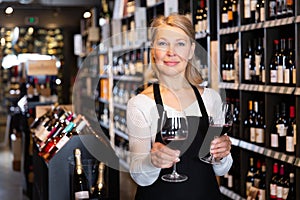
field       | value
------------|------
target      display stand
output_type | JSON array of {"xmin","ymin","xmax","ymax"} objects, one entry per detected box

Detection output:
[{"xmin": 32, "ymin": 135, "xmax": 120, "ymax": 200}]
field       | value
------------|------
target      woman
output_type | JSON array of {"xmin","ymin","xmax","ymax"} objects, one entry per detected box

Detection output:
[{"xmin": 126, "ymin": 13, "xmax": 232, "ymax": 199}]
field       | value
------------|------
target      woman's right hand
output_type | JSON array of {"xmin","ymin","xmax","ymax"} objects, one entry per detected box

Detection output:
[{"xmin": 150, "ymin": 142, "xmax": 180, "ymax": 168}]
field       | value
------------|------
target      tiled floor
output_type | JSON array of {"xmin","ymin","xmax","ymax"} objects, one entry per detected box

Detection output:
[{"xmin": 0, "ymin": 145, "xmax": 30, "ymax": 200}]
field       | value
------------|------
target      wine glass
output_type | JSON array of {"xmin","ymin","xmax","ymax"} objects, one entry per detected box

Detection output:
[
  {"xmin": 160, "ymin": 110, "xmax": 188, "ymax": 182},
  {"xmin": 199, "ymin": 102, "xmax": 233, "ymax": 164}
]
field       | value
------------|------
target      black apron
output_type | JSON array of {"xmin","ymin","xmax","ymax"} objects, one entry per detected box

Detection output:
[{"xmin": 135, "ymin": 83, "xmax": 222, "ymax": 200}]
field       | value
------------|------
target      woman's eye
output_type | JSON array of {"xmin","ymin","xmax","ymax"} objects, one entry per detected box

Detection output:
[
  {"xmin": 157, "ymin": 41, "xmax": 167, "ymax": 46},
  {"xmin": 177, "ymin": 42, "xmax": 186, "ymax": 47}
]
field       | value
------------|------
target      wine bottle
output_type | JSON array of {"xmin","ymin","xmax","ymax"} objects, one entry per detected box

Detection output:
[
  {"xmin": 286, "ymin": 0, "xmax": 294, "ymax": 16},
  {"xmin": 244, "ymin": 0, "xmax": 251, "ymax": 24},
  {"xmin": 73, "ymin": 148, "xmax": 90, "ymax": 200},
  {"xmin": 270, "ymin": 162, "xmax": 279, "ymax": 200},
  {"xmin": 270, "ymin": 40, "xmax": 279, "ymax": 84},
  {"xmin": 250, "ymin": 0, "xmax": 258, "ymax": 23},
  {"xmin": 276, "ymin": 164, "xmax": 288, "ymax": 200},
  {"xmin": 260, "ymin": 0, "xmax": 265, "ymax": 22},
  {"xmin": 244, "ymin": 40, "xmax": 254, "ymax": 82},
  {"xmin": 277, "ymin": 38, "xmax": 287, "ymax": 84},
  {"xmin": 286, "ymin": 105, "xmax": 296, "ymax": 155},
  {"xmin": 276, "ymin": 102, "xmax": 288, "ymax": 152},
  {"xmin": 285, "ymin": 38, "xmax": 296, "ymax": 86},
  {"xmin": 254, "ymin": 37, "xmax": 263, "ymax": 83},
  {"xmin": 270, "ymin": 104, "xmax": 280, "ymax": 150},
  {"xmin": 232, "ymin": 98, "xmax": 240, "ymax": 138},
  {"xmin": 221, "ymin": 0, "xmax": 229, "ymax": 28},
  {"xmin": 250, "ymin": 101, "xmax": 258, "ymax": 143},
  {"xmin": 232, "ymin": 0, "xmax": 239, "ymax": 26},
  {"xmin": 257, "ymin": 163, "xmax": 266, "ymax": 200},
  {"xmin": 244, "ymin": 100, "xmax": 254, "ymax": 141},
  {"xmin": 286, "ymin": 173, "xmax": 295, "ymax": 200},
  {"xmin": 255, "ymin": 101, "xmax": 265, "ymax": 146},
  {"xmin": 253, "ymin": 159, "xmax": 261, "ymax": 188},
  {"xmin": 246, "ymin": 157, "xmax": 256, "ymax": 196},
  {"xmin": 91, "ymin": 162, "xmax": 107, "ymax": 199},
  {"xmin": 227, "ymin": 0, "xmax": 233, "ymax": 27}
]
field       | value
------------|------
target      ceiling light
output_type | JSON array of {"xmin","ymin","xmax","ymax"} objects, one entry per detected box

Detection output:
[
  {"xmin": 83, "ymin": 11, "xmax": 91, "ymax": 19},
  {"xmin": 5, "ymin": 7, "xmax": 14, "ymax": 15}
]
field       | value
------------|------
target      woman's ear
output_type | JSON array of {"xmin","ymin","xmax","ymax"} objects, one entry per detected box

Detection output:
[{"xmin": 188, "ymin": 42, "xmax": 196, "ymax": 60}]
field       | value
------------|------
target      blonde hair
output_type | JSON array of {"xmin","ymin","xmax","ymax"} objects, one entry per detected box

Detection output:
[{"xmin": 150, "ymin": 13, "xmax": 203, "ymax": 86}]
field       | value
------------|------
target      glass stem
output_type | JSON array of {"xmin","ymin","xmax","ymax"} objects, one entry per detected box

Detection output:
[{"xmin": 171, "ymin": 163, "xmax": 178, "ymax": 177}]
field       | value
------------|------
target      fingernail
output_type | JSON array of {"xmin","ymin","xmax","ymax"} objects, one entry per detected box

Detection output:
[{"xmin": 175, "ymin": 157, "xmax": 180, "ymax": 162}]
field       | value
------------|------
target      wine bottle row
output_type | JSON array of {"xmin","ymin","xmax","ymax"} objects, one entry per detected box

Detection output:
[
  {"xmin": 221, "ymin": 0, "xmax": 295, "ymax": 29},
  {"xmin": 112, "ymin": 81, "xmax": 139, "ymax": 106},
  {"xmin": 244, "ymin": 157, "xmax": 296, "ymax": 200},
  {"xmin": 195, "ymin": 0, "xmax": 208, "ymax": 33},
  {"xmin": 72, "ymin": 148, "xmax": 109, "ymax": 200},
  {"xmin": 111, "ymin": 47, "xmax": 149, "ymax": 77},
  {"xmin": 31, "ymin": 105, "xmax": 88, "ymax": 162},
  {"xmin": 243, "ymin": 99, "xmax": 297, "ymax": 156}
]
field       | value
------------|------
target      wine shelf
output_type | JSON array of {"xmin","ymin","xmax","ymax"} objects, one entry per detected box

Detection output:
[
  {"xmin": 98, "ymin": 97, "xmax": 109, "ymax": 104},
  {"xmin": 229, "ymin": 137, "xmax": 298, "ymax": 167},
  {"xmin": 219, "ymin": 27, "xmax": 240, "ymax": 35},
  {"xmin": 114, "ymin": 129, "xmax": 129, "ymax": 141},
  {"xmin": 113, "ymin": 75, "xmax": 143, "ymax": 82},
  {"xmin": 219, "ymin": 82, "xmax": 295, "ymax": 94},
  {"xmin": 294, "ymin": 88, "xmax": 300, "ymax": 96},
  {"xmin": 263, "ymin": 17, "xmax": 295, "ymax": 28},
  {"xmin": 114, "ymin": 102, "xmax": 127, "ymax": 111},
  {"xmin": 99, "ymin": 121, "xmax": 109, "ymax": 130},
  {"xmin": 240, "ymin": 22, "xmax": 264, "ymax": 32},
  {"xmin": 220, "ymin": 186, "xmax": 246, "ymax": 200},
  {"xmin": 195, "ymin": 32, "xmax": 209, "ymax": 39},
  {"xmin": 218, "ymin": 82, "xmax": 240, "ymax": 90}
]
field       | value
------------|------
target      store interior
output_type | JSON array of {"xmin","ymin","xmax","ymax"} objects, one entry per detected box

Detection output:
[{"xmin": 0, "ymin": 0, "xmax": 299, "ymax": 200}]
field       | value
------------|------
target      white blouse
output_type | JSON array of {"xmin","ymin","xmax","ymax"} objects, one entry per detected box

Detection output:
[{"xmin": 126, "ymin": 87, "xmax": 233, "ymax": 186}]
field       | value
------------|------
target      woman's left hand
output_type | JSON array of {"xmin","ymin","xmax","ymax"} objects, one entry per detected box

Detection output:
[{"xmin": 210, "ymin": 134, "xmax": 231, "ymax": 160}]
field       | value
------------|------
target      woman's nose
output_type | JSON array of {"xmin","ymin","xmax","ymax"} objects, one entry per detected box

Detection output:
[{"xmin": 166, "ymin": 45, "xmax": 176, "ymax": 56}]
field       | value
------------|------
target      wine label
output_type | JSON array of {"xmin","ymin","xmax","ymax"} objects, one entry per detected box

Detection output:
[
  {"xmin": 277, "ymin": 65, "xmax": 284, "ymax": 83},
  {"xmin": 286, "ymin": 136, "xmax": 294, "ymax": 152},
  {"xmin": 250, "ymin": 127, "xmax": 256, "ymax": 142},
  {"xmin": 271, "ymin": 133, "xmax": 279, "ymax": 147},
  {"xmin": 270, "ymin": 183, "xmax": 277, "ymax": 196},
  {"xmin": 276, "ymin": 124, "xmax": 287, "ymax": 136},
  {"xmin": 270, "ymin": 70, "xmax": 277, "ymax": 83},
  {"xmin": 75, "ymin": 191, "xmax": 89, "ymax": 200},
  {"xmin": 277, "ymin": 186, "xmax": 283, "ymax": 198},
  {"xmin": 255, "ymin": 128, "xmax": 264, "ymax": 143}
]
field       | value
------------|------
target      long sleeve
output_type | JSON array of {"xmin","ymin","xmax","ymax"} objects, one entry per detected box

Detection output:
[
  {"xmin": 126, "ymin": 95, "xmax": 161, "ymax": 186},
  {"xmin": 212, "ymin": 153, "xmax": 233, "ymax": 176}
]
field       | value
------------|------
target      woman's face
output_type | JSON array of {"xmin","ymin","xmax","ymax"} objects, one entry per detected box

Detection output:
[{"xmin": 152, "ymin": 25, "xmax": 195, "ymax": 78}]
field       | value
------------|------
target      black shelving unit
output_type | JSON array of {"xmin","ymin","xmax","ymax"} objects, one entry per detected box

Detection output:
[
  {"xmin": 33, "ymin": 135, "xmax": 119, "ymax": 200},
  {"xmin": 217, "ymin": 0, "xmax": 300, "ymax": 199}
]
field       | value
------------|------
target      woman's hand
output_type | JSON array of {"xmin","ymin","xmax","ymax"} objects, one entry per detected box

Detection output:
[
  {"xmin": 150, "ymin": 142, "xmax": 180, "ymax": 168},
  {"xmin": 210, "ymin": 134, "xmax": 232, "ymax": 161}
]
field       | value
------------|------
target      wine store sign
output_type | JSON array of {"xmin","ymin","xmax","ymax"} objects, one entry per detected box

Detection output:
[{"xmin": 27, "ymin": 60, "xmax": 58, "ymax": 76}]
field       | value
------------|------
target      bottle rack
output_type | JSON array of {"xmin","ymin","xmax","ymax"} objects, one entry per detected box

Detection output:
[{"xmin": 217, "ymin": 0, "xmax": 300, "ymax": 199}]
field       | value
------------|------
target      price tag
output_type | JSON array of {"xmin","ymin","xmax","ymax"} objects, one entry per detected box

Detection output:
[
  {"xmin": 239, "ymin": 141, "xmax": 246, "ymax": 149},
  {"xmin": 281, "ymin": 154, "xmax": 287, "ymax": 162},
  {"xmin": 258, "ymin": 147, "xmax": 264, "ymax": 154},
  {"xmin": 246, "ymin": 142, "xmax": 252, "ymax": 150},
  {"xmin": 265, "ymin": 149, "xmax": 272, "ymax": 157},
  {"xmin": 253, "ymin": 145, "xmax": 259, "ymax": 153},
  {"xmin": 274, "ymin": 152, "xmax": 280, "ymax": 159},
  {"xmin": 288, "ymin": 156, "xmax": 295, "ymax": 164},
  {"xmin": 279, "ymin": 87, "xmax": 285, "ymax": 93}
]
